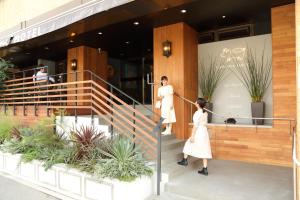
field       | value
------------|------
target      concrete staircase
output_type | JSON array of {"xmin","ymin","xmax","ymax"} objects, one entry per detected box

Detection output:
[{"xmin": 161, "ymin": 134, "xmax": 201, "ymax": 183}]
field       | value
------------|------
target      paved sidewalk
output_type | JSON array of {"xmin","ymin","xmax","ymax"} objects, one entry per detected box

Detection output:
[{"xmin": 0, "ymin": 175, "xmax": 59, "ymax": 200}]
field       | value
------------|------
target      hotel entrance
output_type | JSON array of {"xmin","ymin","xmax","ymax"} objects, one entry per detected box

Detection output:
[{"xmin": 0, "ymin": 0, "xmax": 297, "ymax": 199}]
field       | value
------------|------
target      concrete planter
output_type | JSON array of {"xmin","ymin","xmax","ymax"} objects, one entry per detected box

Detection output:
[
  {"xmin": 205, "ymin": 102, "xmax": 213, "ymax": 123},
  {"xmin": 0, "ymin": 151, "xmax": 154, "ymax": 200},
  {"xmin": 251, "ymin": 102, "xmax": 265, "ymax": 125}
]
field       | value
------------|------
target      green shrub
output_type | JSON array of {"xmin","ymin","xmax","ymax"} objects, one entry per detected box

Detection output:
[
  {"xmin": 94, "ymin": 138, "xmax": 153, "ymax": 182},
  {"xmin": 0, "ymin": 119, "xmax": 152, "ymax": 182},
  {"xmin": 0, "ymin": 114, "xmax": 18, "ymax": 143}
]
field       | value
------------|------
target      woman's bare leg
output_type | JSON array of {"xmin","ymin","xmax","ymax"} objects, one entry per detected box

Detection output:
[
  {"xmin": 203, "ymin": 159, "xmax": 208, "ymax": 168},
  {"xmin": 184, "ymin": 154, "xmax": 188, "ymax": 159}
]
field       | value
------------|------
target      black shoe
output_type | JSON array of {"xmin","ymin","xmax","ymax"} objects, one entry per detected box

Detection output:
[
  {"xmin": 198, "ymin": 167, "xmax": 208, "ymax": 176},
  {"xmin": 177, "ymin": 158, "xmax": 188, "ymax": 166}
]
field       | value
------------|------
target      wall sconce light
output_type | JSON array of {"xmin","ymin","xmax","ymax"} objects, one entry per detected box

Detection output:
[
  {"xmin": 70, "ymin": 59, "xmax": 77, "ymax": 71},
  {"xmin": 162, "ymin": 40, "xmax": 172, "ymax": 57}
]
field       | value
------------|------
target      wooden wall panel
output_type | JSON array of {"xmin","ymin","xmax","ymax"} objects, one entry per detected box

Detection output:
[
  {"xmin": 295, "ymin": 0, "xmax": 300, "ymax": 197},
  {"xmin": 67, "ymin": 46, "xmax": 108, "ymax": 107},
  {"xmin": 272, "ymin": 4, "xmax": 296, "ymax": 121},
  {"xmin": 154, "ymin": 22, "xmax": 198, "ymax": 140}
]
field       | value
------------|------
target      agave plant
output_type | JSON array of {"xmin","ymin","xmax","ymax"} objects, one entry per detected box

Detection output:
[
  {"xmin": 231, "ymin": 46, "xmax": 272, "ymax": 102},
  {"xmin": 199, "ymin": 56, "xmax": 226, "ymax": 102},
  {"xmin": 95, "ymin": 137, "xmax": 152, "ymax": 182}
]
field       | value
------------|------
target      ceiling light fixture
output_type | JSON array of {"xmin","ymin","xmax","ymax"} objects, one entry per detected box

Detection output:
[
  {"xmin": 181, "ymin": 9, "xmax": 187, "ymax": 14},
  {"xmin": 98, "ymin": 32, "xmax": 103, "ymax": 35},
  {"xmin": 70, "ymin": 32, "xmax": 76, "ymax": 37},
  {"xmin": 69, "ymin": 40, "xmax": 74, "ymax": 43},
  {"xmin": 125, "ymin": 41, "xmax": 130, "ymax": 44},
  {"xmin": 222, "ymin": 15, "xmax": 226, "ymax": 19},
  {"xmin": 133, "ymin": 21, "xmax": 139, "ymax": 26}
]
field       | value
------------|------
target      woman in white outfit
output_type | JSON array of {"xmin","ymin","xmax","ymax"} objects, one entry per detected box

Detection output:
[
  {"xmin": 177, "ymin": 98, "xmax": 212, "ymax": 176},
  {"xmin": 157, "ymin": 76, "xmax": 176, "ymax": 135}
]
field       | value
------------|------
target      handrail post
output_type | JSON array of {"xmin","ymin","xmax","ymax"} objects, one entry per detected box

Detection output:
[
  {"xmin": 22, "ymin": 71, "xmax": 26, "ymax": 116},
  {"xmin": 91, "ymin": 72, "xmax": 94, "ymax": 125},
  {"xmin": 110, "ymin": 86, "xmax": 114, "ymax": 137},
  {"xmin": 74, "ymin": 71, "xmax": 78, "ymax": 124},
  {"xmin": 133, "ymin": 101, "xmax": 136, "ymax": 148},
  {"xmin": 34, "ymin": 68, "xmax": 38, "ymax": 116},
  {"xmin": 157, "ymin": 124, "xmax": 162, "ymax": 196},
  {"xmin": 13, "ymin": 73, "xmax": 16, "ymax": 116},
  {"xmin": 46, "ymin": 76, "xmax": 50, "ymax": 117}
]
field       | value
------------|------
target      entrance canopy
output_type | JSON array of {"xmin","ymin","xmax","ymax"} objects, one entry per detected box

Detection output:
[{"xmin": 0, "ymin": 0, "xmax": 293, "ymax": 66}]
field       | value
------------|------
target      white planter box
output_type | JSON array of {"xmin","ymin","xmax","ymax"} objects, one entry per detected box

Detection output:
[{"xmin": 0, "ymin": 151, "xmax": 154, "ymax": 200}]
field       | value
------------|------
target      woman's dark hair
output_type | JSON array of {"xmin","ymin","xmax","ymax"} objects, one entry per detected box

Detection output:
[
  {"xmin": 161, "ymin": 76, "xmax": 168, "ymax": 86},
  {"xmin": 196, "ymin": 98, "xmax": 207, "ymax": 113}
]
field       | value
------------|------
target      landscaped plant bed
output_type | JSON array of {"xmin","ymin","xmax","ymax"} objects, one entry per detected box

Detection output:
[{"xmin": 0, "ymin": 151, "xmax": 154, "ymax": 200}]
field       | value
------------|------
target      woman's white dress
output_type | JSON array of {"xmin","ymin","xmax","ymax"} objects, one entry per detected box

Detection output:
[
  {"xmin": 158, "ymin": 85, "xmax": 176, "ymax": 124},
  {"xmin": 183, "ymin": 110, "xmax": 212, "ymax": 159}
]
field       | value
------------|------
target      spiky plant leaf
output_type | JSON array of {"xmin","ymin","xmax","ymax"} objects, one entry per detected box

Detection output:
[
  {"xmin": 231, "ymin": 45, "xmax": 272, "ymax": 102},
  {"xmin": 199, "ymin": 56, "xmax": 226, "ymax": 102}
]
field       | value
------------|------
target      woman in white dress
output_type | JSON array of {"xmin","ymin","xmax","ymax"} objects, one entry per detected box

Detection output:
[
  {"xmin": 177, "ymin": 98, "xmax": 212, "ymax": 176},
  {"xmin": 157, "ymin": 76, "xmax": 176, "ymax": 135}
]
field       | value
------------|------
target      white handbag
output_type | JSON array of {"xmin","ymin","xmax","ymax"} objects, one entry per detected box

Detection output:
[{"xmin": 155, "ymin": 101, "xmax": 161, "ymax": 109}]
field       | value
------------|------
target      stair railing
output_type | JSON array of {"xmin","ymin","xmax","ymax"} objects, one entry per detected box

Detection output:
[{"xmin": 0, "ymin": 68, "xmax": 164, "ymax": 196}]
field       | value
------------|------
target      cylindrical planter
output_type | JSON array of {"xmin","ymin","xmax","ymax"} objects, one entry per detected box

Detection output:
[
  {"xmin": 251, "ymin": 102, "xmax": 265, "ymax": 125},
  {"xmin": 205, "ymin": 102, "xmax": 213, "ymax": 123}
]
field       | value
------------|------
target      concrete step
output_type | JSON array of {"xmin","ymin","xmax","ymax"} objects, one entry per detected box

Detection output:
[
  {"xmin": 161, "ymin": 147, "xmax": 183, "ymax": 165},
  {"xmin": 149, "ymin": 192, "xmax": 198, "ymax": 200},
  {"xmin": 162, "ymin": 157, "xmax": 201, "ymax": 182},
  {"xmin": 161, "ymin": 134, "xmax": 176, "ymax": 141},
  {"xmin": 161, "ymin": 139, "xmax": 185, "ymax": 151}
]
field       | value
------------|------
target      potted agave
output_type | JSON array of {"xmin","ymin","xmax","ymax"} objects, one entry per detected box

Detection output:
[
  {"xmin": 232, "ymin": 47, "xmax": 272, "ymax": 125},
  {"xmin": 199, "ymin": 57, "xmax": 226, "ymax": 123}
]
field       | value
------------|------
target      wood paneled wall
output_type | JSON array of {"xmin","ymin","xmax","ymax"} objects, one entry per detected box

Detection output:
[
  {"xmin": 153, "ymin": 23, "xmax": 198, "ymax": 140},
  {"xmin": 295, "ymin": 0, "xmax": 300, "ymax": 197},
  {"xmin": 272, "ymin": 4, "xmax": 296, "ymax": 121},
  {"xmin": 67, "ymin": 46, "xmax": 108, "ymax": 109},
  {"xmin": 67, "ymin": 46, "xmax": 108, "ymax": 83},
  {"xmin": 187, "ymin": 4, "xmax": 296, "ymax": 167}
]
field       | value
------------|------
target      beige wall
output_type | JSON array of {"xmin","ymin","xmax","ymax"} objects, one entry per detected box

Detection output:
[{"xmin": 0, "ymin": 0, "xmax": 73, "ymax": 32}]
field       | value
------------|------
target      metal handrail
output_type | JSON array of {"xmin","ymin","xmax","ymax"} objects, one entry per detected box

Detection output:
[
  {"xmin": 175, "ymin": 94, "xmax": 296, "ymax": 122},
  {"xmin": 1, "ymin": 69, "xmax": 164, "ymax": 196},
  {"xmin": 4, "ymin": 68, "xmax": 160, "ymax": 118},
  {"xmin": 85, "ymin": 70, "xmax": 161, "ymax": 118}
]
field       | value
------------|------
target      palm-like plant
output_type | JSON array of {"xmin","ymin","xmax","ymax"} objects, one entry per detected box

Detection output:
[
  {"xmin": 231, "ymin": 47, "xmax": 272, "ymax": 102},
  {"xmin": 199, "ymin": 57, "xmax": 226, "ymax": 102}
]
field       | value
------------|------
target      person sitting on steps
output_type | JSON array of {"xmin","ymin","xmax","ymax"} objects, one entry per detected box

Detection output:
[{"xmin": 177, "ymin": 98, "xmax": 212, "ymax": 176}]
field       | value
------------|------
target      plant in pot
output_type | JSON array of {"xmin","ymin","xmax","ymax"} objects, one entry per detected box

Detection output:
[
  {"xmin": 199, "ymin": 57, "xmax": 226, "ymax": 123},
  {"xmin": 231, "ymin": 46, "xmax": 272, "ymax": 125}
]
